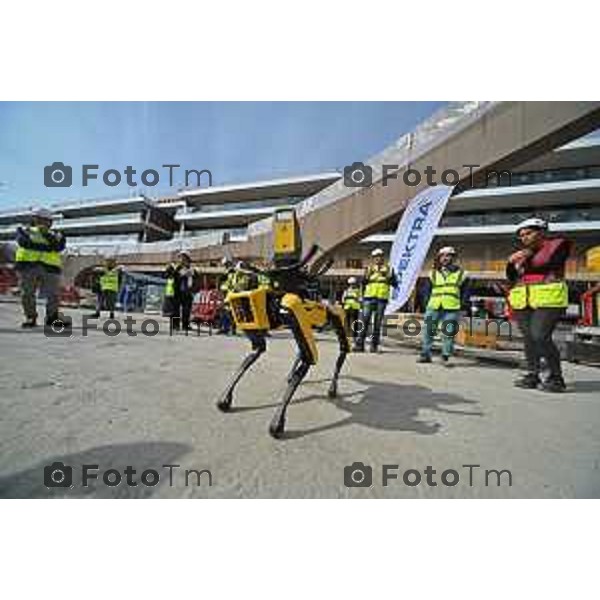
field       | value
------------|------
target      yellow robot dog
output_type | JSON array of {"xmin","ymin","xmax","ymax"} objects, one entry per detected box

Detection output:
[{"xmin": 216, "ymin": 208, "xmax": 350, "ymax": 439}]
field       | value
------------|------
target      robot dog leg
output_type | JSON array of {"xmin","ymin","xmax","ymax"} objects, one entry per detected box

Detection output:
[
  {"xmin": 268, "ymin": 294, "xmax": 316, "ymax": 438},
  {"xmin": 286, "ymin": 353, "xmax": 303, "ymax": 384},
  {"xmin": 216, "ymin": 331, "xmax": 266, "ymax": 412},
  {"xmin": 326, "ymin": 306, "xmax": 349, "ymax": 399},
  {"xmin": 269, "ymin": 356, "xmax": 311, "ymax": 439}
]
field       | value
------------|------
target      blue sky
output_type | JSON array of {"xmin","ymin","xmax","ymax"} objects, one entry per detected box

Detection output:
[{"xmin": 0, "ymin": 102, "xmax": 445, "ymax": 209}]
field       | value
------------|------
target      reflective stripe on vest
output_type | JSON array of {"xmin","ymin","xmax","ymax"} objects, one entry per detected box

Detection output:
[
  {"xmin": 100, "ymin": 269, "xmax": 119, "ymax": 292},
  {"xmin": 231, "ymin": 271, "xmax": 249, "ymax": 292},
  {"xmin": 165, "ymin": 278, "xmax": 175, "ymax": 298},
  {"xmin": 427, "ymin": 269, "xmax": 463, "ymax": 310},
  {"xmin": 221, "ymin": 270, "xmax": 247, "ymax": 296},
  {"xmin": 364, "ymin": 265, "xmax": 391, "ymax": 300},
  {"xmin": 15, "ymin": 227, "xmax": 62, "ymax": 269},
  {"xmin": 40, "ymin": 250, "xmax": 62, "ymax": 268},
  {"xmin": 508, "ymin": 285, "xmax": 527, "ymax": 310},
  {"xmin": 343, "ymin": 287, "xmax": 361, "ymax": 310},
  {"xmin": 509, "ymin": 281, "xmax": 568, "ymax": 310}
]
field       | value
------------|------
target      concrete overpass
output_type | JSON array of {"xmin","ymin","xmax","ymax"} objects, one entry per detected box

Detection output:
[
  {"xmin": 114, "ymin": 102, "xmax": 600, "ymax": 268},
  {"xmin": 8, "ymin": 101, "xmax": 600, "ymax": 283}
]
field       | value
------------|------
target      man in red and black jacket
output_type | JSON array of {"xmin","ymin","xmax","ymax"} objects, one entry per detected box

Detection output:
[{"xmin": 506, "ymin": 217, "xmax": 571, "ymax": 393}]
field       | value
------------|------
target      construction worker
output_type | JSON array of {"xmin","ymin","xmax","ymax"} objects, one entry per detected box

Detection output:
[
  {"xmin": 507, "ymin": 217, "xmax": 571, "ymax": 392},
  {"xmin": 342, "ymin": 276, "xmax": 361, "ymax": 340},
  {"xmin": 217, "ymin": 257, "xmax": 235, "ymax": 334},
  {"xmin": 162, "ymin": 263, "xmax": 177, "ymax": 318},
  {"xmin": 418, "ymin": 246, "xmax": 469, "ymax": 365},
  {"xmin": 14, "ymin": 207, "xmax": 66, "ymax": 328},
  {"xmin": 354, "ymin": 248, "xmax": 397, "ymax": 353},
  {"xmin": 257, "ymin": 263, "xmax": 272, "ymax": 291},
  {"xmin": 218, "ymin": 259, "xmax": 254, "ymax": 334},
  {"xmin": 171, "ymin": 251, "xmax": 199, "ymax": 331},
  {"xmin": 89, "ymin": 258, "xmax": 122, "ymax": 319}
]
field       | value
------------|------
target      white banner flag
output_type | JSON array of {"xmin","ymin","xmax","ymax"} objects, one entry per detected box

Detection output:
[{"xmin": 386, "ymin": 185, "xmax": 454, "ymax": 315}]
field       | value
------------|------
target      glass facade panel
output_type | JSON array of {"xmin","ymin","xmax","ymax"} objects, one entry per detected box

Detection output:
[
  {"xmin": 55, "ymin": 212, "xmax": 143, "ymax": 226},
  {"xmin": 470, "ymin": 166, "xmax": 600, "ymax": 190},
  {"xmin": 439, "ymin": 205, "xmax": 600, "ymax": 228},
  {"xmin": 196, "ymin": 196, "xmax": 303, "ymax": 214}
]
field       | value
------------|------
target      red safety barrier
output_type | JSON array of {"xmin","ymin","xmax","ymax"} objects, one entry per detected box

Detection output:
[
  {"xmin": 579, "ymin": 289, "xmax": 600, "ymax": 327},
  {"xmin": 59, "ymin": 285, "xmax": 82, "ymax": 307},
  {"xmin": 0, "ymin": 267, "xmax": 18, "ymax": 294},
  {"xmin": 191, "ymin": 289, "xmax": 223, "ymax": 325}
]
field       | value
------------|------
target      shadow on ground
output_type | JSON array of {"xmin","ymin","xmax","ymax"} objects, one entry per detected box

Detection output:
[
  {"xmin": 281, "ymin": 375, "xmax": 483, "ymax": 440},
  {"xmin": 0, "ymin": 441, "xmax": 192, "ymax": 499},
  {"xmin": 569, "ymin": 380, "xmax": 600, "ymax": 394}
]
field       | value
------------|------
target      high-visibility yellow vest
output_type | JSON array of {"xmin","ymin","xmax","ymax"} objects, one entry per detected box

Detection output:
[
  {"xmin": 100, "ymin": 269, "xmax": 119, "ymax": 293},
  {"xmin": 15, "ymin": 226, "xmax": 63, "ymax": 269},
  {"xmin": 427, "ymin": 268, "xmax": 464, "ymax": 311},
  {"xmin": 342, "ymin": 286, "xmax": 361, "ymax": 310},
  {"xmin": 229, "ymin": 270, "xmax": 249, "ymax": 293},
  {"xmin": 164, "ymin": 277, "xmax": 175, "ymax": 298},
  {"xmin": 509, "ymin": 281, "xmax": 568, "ymax": 310},
  {"xmin": 221, "ymin": 270, "xmax": 247, "ymax": 302},
  {"xmin": 258, "ymin": 273, "xmax": 271, "ymax": 290},
  {"xmin": 364, "ymin": 264, "xmax": 391, "ymax": 300},
  {"xmin": 220, "ymin": 271, "xmax": 235, "ymax": 294}
]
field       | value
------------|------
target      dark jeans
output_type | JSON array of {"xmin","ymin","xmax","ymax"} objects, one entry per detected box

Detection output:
[
  {"xmin": 344, "ymin": 308, "xmax": 359, "ymax": 340},
  {"xmin": 97, "ymin": 290, "xmax": 116, "ymax": 314},
  {"xmin": 515, "ymin": 308, "xmax": 564, "ymax": 379},
  {"xmin": 172, "ymin": 293, "xmax": 194, "ymax": 330},
  {"xmin": 356, "ymin": 298, "xmax": 387, "ymax": 349}
]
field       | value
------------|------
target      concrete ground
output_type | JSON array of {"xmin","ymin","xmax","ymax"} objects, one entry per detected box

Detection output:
[{"xmin": 0, "ymin": 302, "xmax": 599, "ymax": 498}]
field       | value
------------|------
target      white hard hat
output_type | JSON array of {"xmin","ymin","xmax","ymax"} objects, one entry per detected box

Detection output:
[
  {"xmin": 516, "ymin": 217, "xmax": 548, "ymax": 232},
  {"xmin": 347, "ymin": 277, "xmax": 357, "ymax": 285},
  {"xmin": 31, "ymin": 207, "xmax": 53, "ymax": 221},
  {"xmin": 178, "ymin": 250, "xmax": 191, "ymax": 259},
  {"xmin": 371, "ymin": 248, "xmax": 384, "ymax": 257},
  {"xmin": 438, "ymin": 246, "xmax": 457, "ymax": 255},
  {"xmin": 221, "ymin": 256, "xmax": 232, "ymax": 266}
]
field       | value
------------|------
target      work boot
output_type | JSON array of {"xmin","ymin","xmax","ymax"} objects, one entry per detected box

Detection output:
[
  {"xmin": 21, "ymin": 317, "xmax": 37, "ymax": 328},
  {"xmin": 514, "ymin": 373, "xmax": 540, "ymax": 389},
  {"xmin": 88, "ymin": 312, "xmax": 100, "ymax": 319},
  {"xmin": 441, "ymin": 355, "xmax": 452, "ymax": 367},
  {"xmin": 539, "ymin": 376, "xmax": 567, "ymax": 393},
  {"xmin": 109, "ymin": 311, "xmax": 115, "ymax": 319},
  {"xmin": 417, "ymin": 354, "xmax": 432, "ymax": 363},
  {"xmin": 369, "ymin": 345, "xmax": 380, "ymax": 354},
  {"xmin": 352, "ymin": 344, "xmax": 365, "ymax": 353}
]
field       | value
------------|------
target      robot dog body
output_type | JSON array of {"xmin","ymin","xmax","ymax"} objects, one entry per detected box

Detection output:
[{"xmin": 216, "ymin": 211, "xmax": 349, "ymax": 438}]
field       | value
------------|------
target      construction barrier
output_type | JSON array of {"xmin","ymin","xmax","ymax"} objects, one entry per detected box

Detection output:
[{"xmin": 192, "ymin": 289, "xmax": 223, "ymax": 326}]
